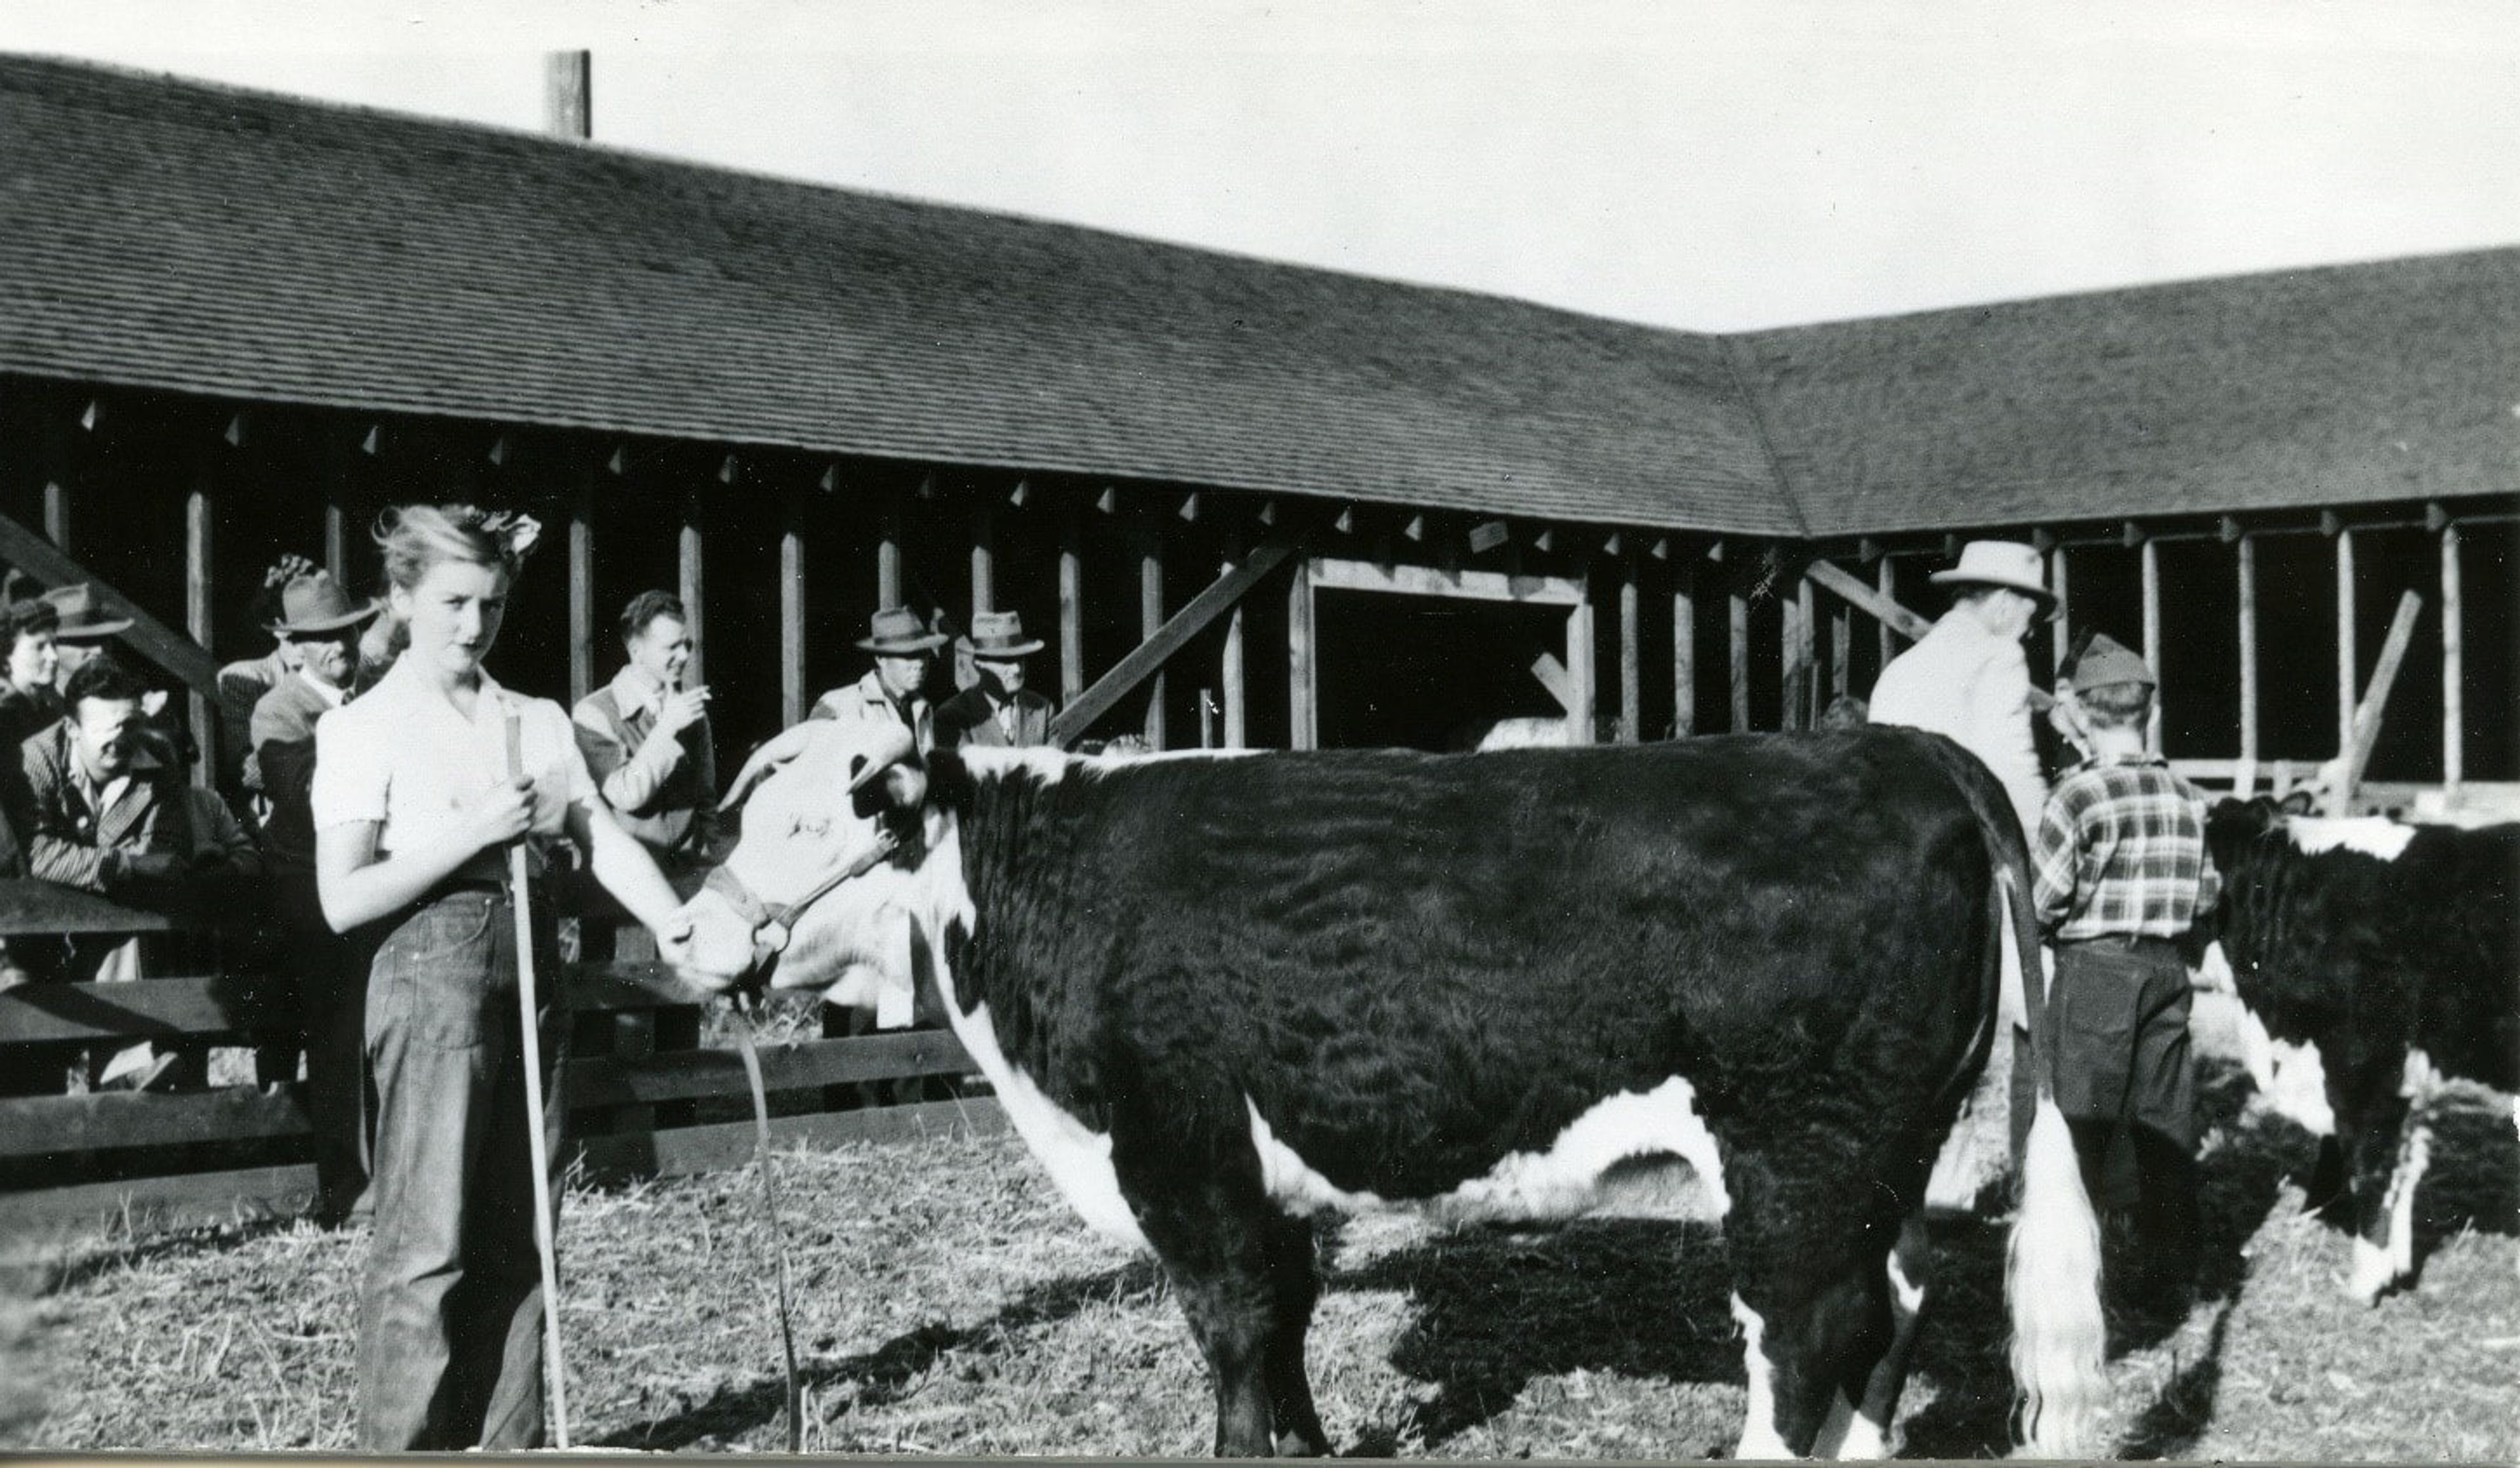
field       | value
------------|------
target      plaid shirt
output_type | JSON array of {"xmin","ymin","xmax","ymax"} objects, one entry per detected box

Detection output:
[{"xmin": 2032, "ymin": 751, "xmax": 2221, "ymax": 942}]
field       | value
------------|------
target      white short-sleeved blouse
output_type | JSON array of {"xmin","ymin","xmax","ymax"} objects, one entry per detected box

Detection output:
[{"xmin": 312, "ymin": 658, "xmax": 596, "ymax": 881}]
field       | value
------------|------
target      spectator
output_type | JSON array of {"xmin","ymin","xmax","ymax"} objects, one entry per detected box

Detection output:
[
  {"xmin": 2031, "ymin": 634, "xmax": 2219, "ymax": 1313},
  {"xmin": 572, "ymin": 591, "xmax": 717, "ymax": 879},
  {"xmin": 810, "ymin": 605, "xmax": 943, "ymax": 757},
  {"xmin": 934, "ymin": 611, "xmax": 1059, "ymax": 750},
  {"xmin": 248, "ymin": 567, "xmax": 378, "ymax": 1223},
  {"xmin": 0, "ymin": 595, "xmax": 66, "ymax": 752},
  {"xmin": 16, "ymin": 652, "xmax": 194, "ymax": 1089},
  {"xmin": 219, "ymin": 555, "xmax": 317, "ymax": 805}
]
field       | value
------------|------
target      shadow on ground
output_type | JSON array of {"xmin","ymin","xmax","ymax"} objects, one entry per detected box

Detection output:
[
  {"xmin": 594, "ymin": 1257, "xmax": 1167, "ymax": 1450},
  {"xmin": 1332, "ymin": 1216, "xmax": 1738, "ymax": 1454}
]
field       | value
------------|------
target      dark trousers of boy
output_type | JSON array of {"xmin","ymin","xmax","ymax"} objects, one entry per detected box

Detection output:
[
  {"xmin": 359, "ymin": 883, "xmax": 563, "ymax": 1451},
  {"xmin": 2047, "ymin": 931, "xmax": 2199, "ymax": 1297}
]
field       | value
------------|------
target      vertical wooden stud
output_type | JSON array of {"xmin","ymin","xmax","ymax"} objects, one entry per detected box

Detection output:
[
  {"xmin": 185, "ymin": 467, "xmax": 215, "ymax": 789},
  {"xmin": 2236, "ymin": 533, "xmax": 2259, "ymax": 797},
  {"xmin": 2442, "ymin": 520, "xmax": 2464, "ymax": 793},
  {"xmin": 780, "ymin": 486, "xmax": 807, "ymax": 728},
  {"xmin": 2141, "ymin": 537, "xmax": 2163, "ymax": 753},
  {"xmin": 1617, "ymin": 547, "xmax": 1641, "ymax": 743},
  {"xmin": 2335, "ymin": 527, "xmax": 2357, "ymax": 757},
  {"xmin": 1876, "ymin": 555, "xmax": 1897, "ymax": 671},
  {"xmin": 878, "ymin": 482, "xmax": 904, "ymax": 610},
  {"xmin": 970, "ymin": 501, "xmax": 995, "ymax": 622},
  {"xmin": 2049, "ymin": 545, "xmax": 2072, "ymax": 669},
  {"xmin": 1059, "ymin": 499, "xmax": 1084, "ymax": 707},
  {"xmin": 1221, "ymin": 533, "xmax": 1247, "ymax": 749},
  {"xmin": 1140, "ymin": 526, "xmax": 1166, "ymax": 750},
  {"xmin": 1670, "ymin": 559, "xmax": 1696, "ymax": 738},
  {"xmin": 568, "ymin": 474, "xmax": 595, "ymax": 706},
  {"xmin": 1288, "ymin": 560, "xmax": 1316, "ymax": 751},
  {"xmin": 1566, "ymin": 560, "xmax": 1597, "ymax": 746},
  {"xmin": 1728, "ymin": 576, "xmax": 1751, "ymax": 734},
  {"xmin": 679, "ymin": 483, "xmax": 705, "ymax": 688}
]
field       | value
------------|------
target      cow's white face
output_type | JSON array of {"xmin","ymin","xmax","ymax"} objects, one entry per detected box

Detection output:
[{"xmin": 670, "ymin": 719, "xmax": 954, "ymax": 1010}]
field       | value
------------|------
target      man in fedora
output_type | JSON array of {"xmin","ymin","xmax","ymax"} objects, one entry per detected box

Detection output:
[
  {"xmin": 934, "ymin": 612, "xmax": 1059, "ymax": 751},
  {"xmin": 1870, "ymin": 539, "xmax": 2054, "ymax": 1206},
  {"xmin": 249, "ymin": 567, "xmax": 381, "ymax": 1220},
  {"xmin": 812, "ymin": 606, "xmax": 945, "ymax": 755},
  {"xmin": 220, "ymin": 555, "xmax": 318, "ymax": 806}
]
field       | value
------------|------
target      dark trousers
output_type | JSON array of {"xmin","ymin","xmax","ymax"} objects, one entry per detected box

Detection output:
[
  {"xmin": 357, "ymin": 889, "xmax": 564, "ymax": 1452},
  {"xmin": 2048, "ymin": 933, "xmax": 2200, "ymax": 1286}
]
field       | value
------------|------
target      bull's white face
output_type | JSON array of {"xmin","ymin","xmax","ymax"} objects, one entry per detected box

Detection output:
[{"xmin": 671, "ymin": 719, "xmax": 952, "ymax": 1009}]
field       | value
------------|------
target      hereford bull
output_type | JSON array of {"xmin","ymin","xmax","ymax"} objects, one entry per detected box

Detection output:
[
  {"xmin": 671, "ymin": 723, "xmax": 2106, "ymax": 1458},
  {"xmin": 2202, "ymin": 797, "xmax": 2519, "ymax": 1303}
]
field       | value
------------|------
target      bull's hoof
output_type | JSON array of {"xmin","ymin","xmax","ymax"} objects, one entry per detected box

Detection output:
[{"xmin": 2345, "ymin": 1240, "xmax": 2401, "ymax": 1305}]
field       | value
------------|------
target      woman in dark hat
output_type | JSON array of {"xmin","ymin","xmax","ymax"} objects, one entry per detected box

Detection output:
[{"xmin": 0, "ymin": 595, "xmax": 66, "ymax": 753}]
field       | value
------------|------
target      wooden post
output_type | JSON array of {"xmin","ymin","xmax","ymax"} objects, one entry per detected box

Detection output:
[
  {"xmin": 2140, "ymin": 536, "xmax": 2162, "ymax": 753},
  {"xmin": 544, "ymin": 50, "xmax": 591, "ymax": 138},
  {"xmin": 41, "ymin": 411, "xmax": 71, "ymax": 553},
  {"xmin": 678, "ymin": 484, "xmax": 704, "ymax": 688},
  {"xmin": 1670, "ymin": 559, "xmax": 1696, "ymax": 738},
  {"xmin": 1617, "ymin": 547, "xmax": 1640, "ymax": 743},
  {"xmin": 1220, "ymin": 534, "xmax": 1246, "ymax": 748},
  {"xmin": 1140, "ymin": 526, "xmax": 1166, "ymax": 750},
  {"xmin": 1797, "ymin": 572, "xmax": 1816, "ymax": 726},
  {"xmin": 2442, "ymin": 520, "xmax": 2463, "ymax": 794},
  {"xmin": 1727, "ymin": 575, "xmax": 1750, "ymax": 733},
  {"xmin": 1566, "ymin": 560, "xmax": 1596, "ymax": 745},
  {"xmin": 878, "ymin": 483, "xmax": 904, "ymax": 609},
  {"xmin": 1059, "ymin": 499, "xmax": 1084, "ymax": 706},
  {"xmin": 971, "ymin": 501, "xmax": 994, "ymax": 622},
  {"xmin": 2236, "ymin": 533, "xmax": 2258, "ymax": 797},
  {"xmin": 2335, "ymin": 527, "xmax": 2356, "ymax": 756},
  {"xmin": 780, "ymin": 486, "xmax": 807, "ymax": 728},
  {"xmin": 2049, "ymin": 545, "xmax": 2071, "ymax": 670},
  {"xmin": 1876, "ymin": 555, "xmax": 1897, "ymax": 672},
  {"xmin": 322, "ymin": 502, "xmax": 348, "ymax": 588},
  {"xmin": 1288, "ymin": 560, "xmax": 1316, "ymax": 750},
  {"xmin": 184, "ymin": 467, "xmax": 215, "ymax": 790},
  {"xmin": 1780, "ymin": 570, "xmax": 1812, "ymax": 730},
  {"xmin": 567, "ymin": 476, "xmax": 595, "ymax": 707},
  {"xmin": 1829, "ymin": 597, "xmax": 1849, "ymax": 702}
]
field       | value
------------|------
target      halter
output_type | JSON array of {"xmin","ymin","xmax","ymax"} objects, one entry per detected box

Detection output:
[{"xmin": 702, "ymin": 826, "xmax": 900, "ymax": 955}]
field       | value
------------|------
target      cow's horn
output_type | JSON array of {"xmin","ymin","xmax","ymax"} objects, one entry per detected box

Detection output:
[
  {"xmin": 719, "ymin": 720, "xmax": 828, "ymax": 812},
  {"xmin": 847, "ymin": 724, "xmax": 920, "ymax": 794}
]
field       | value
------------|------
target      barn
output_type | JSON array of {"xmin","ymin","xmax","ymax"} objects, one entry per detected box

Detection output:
[{"xmin": 1, "ymin": 53, "xmax": 2510, "ymax": 816}]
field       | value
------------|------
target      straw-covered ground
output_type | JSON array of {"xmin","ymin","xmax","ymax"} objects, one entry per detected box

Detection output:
[{"xmin": 5, "ymin": 1015, "xmax": 2515, "ymax": 1459}]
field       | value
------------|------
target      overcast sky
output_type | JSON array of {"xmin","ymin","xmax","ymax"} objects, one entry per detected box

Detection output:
[{"xmin": 9, "ymin": 0, "xmax": 2518, "ymax": 331}]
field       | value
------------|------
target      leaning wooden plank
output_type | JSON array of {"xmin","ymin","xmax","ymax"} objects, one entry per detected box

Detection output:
[
  {"xmin": 2334, "ymin": 590, "xmax": 2422, "ymax": 812},
  {"xmin": 564, "ymin": 1032, "xmax": 976, "ymax": 1109},
  {"xmin": 0, "ymin": 974, "xmax": 296, "ymax": 1046},
  {"xmin": 0, "ymin": 507, "xmax": 223, "ymax": 695},
  {"xmin": 1049, "ymin": 538, "xmax": 1297, "ymax": 748},
  {"xmin": 0, "ymin": 1084, "xmax": 313, "ymax": 1162},
  {"xmin": 574, "ymin": 1095, "xmax": 1009, "ymax": 1180},
  {"xmin": 0, "ymin": 1162, "xmax": 320, "ymax": 1236}
]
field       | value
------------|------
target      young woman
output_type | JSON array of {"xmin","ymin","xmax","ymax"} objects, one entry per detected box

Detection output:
[
  {"xmin": 312, "ymin": 505, "xmax": 696, "ymax": 1451},
  {"xmin": 0, "ymin": 595, "xmax": 65, "ymax": 752}
]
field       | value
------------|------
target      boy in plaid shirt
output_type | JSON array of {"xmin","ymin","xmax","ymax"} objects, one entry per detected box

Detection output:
[{"xmin": 2032, "ymin": 633, "xmax": 2220, "ymax": 1307}]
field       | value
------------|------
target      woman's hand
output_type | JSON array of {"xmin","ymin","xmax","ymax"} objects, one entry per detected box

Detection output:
[{"xmin": 462, "ymin": 774, "xmax": 539, "ymax": 850}]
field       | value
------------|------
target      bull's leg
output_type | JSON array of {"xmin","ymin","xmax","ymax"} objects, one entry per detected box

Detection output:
[
  {"xmin": 1725, "ymin": 1156, "xmax": 1899, "ymax": 1458},
  {"xmin": 1112, "ymin": 1124, "xmax": 1300, "ymax": 1456},
  {"xmin": 2330, "ymin": 1062, "xmax": 2412, "ymax": 1305},
  {"xmin": 1259, "ymin": 1214, "xmax": 1332, "ymax": 1458},
  {"xmin": 2345, "ymin": 1052, "xmax": 2441, "ymax": 1304},
  {"xmin": 1837, "ymin": 1215, "xmax": 1931, "ymax": 1459}
]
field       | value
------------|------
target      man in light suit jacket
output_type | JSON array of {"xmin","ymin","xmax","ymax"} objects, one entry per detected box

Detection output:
[
  {"xmin": 810, "ymin": 606, "xmax": 942, "ymax": 756},
  {"xmin": 934, "ymin": 611, "xmax": 1059, "ymax": 751}
]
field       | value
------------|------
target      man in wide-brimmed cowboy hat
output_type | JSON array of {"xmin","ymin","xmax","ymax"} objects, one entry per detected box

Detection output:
[
  {"xmin": 1870, "ymin": 540, "xmax": 2055, "ymax": 1206},
  {"xmin": 1869, "ymin": 539, "xmax": 2055, "ymax": 841},
  {"xmin": 810, "ymin": 605, "xmax": 945, "ymax": 755},
  {"xmin": 934, "ymin": 611, "xmax": 1059, "ymax": 751},
  {"xmin": 248, "ymin": 567, "xmax": 382, "ymax": 1218}
]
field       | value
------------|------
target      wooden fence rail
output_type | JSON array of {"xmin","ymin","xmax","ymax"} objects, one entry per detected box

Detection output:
[{"xmin": 0, "ymin": 881, "xmax": 999, "ymax": 1236}]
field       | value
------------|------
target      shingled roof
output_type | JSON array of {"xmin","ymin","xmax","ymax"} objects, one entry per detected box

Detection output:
[
  {"xmin": 0, "ymin": 56, "xmax": 1795, "ymax": 536},
  {"xmin": 1, "ymin": 56, "xmax": 2511, "ymax": 542},
  {"xmin": 1732, "ymin": 248, "xmax": 2520, "ymax": 536}
]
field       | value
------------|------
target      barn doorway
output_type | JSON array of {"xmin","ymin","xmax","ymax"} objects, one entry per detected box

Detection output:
[{"xmin": 1293, "ymin": 558, "xmax": 1593, "ymax": 751}]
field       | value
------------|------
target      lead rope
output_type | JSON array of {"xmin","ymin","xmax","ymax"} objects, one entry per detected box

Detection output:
[{"xmin": 729, "ymin": 991, "xmax": 805, "ymax": 1453}]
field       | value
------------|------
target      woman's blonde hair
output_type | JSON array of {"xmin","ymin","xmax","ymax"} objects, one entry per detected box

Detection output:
[{"xmin": 368, "ymin": 504, "xmax": 540, "ymax": 660}]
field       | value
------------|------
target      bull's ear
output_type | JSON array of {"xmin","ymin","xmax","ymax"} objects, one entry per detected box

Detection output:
[
  {"xmin": 2277, "ymin": 789, "xmax": 2318, "ymax": 817},
  {"xmin": 721, "ymin": 721, "xmax": 828, "ymax": 812},
  {"xmin": 845, "ymin": 724, "xmax": 921, "ymax": 794}
]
